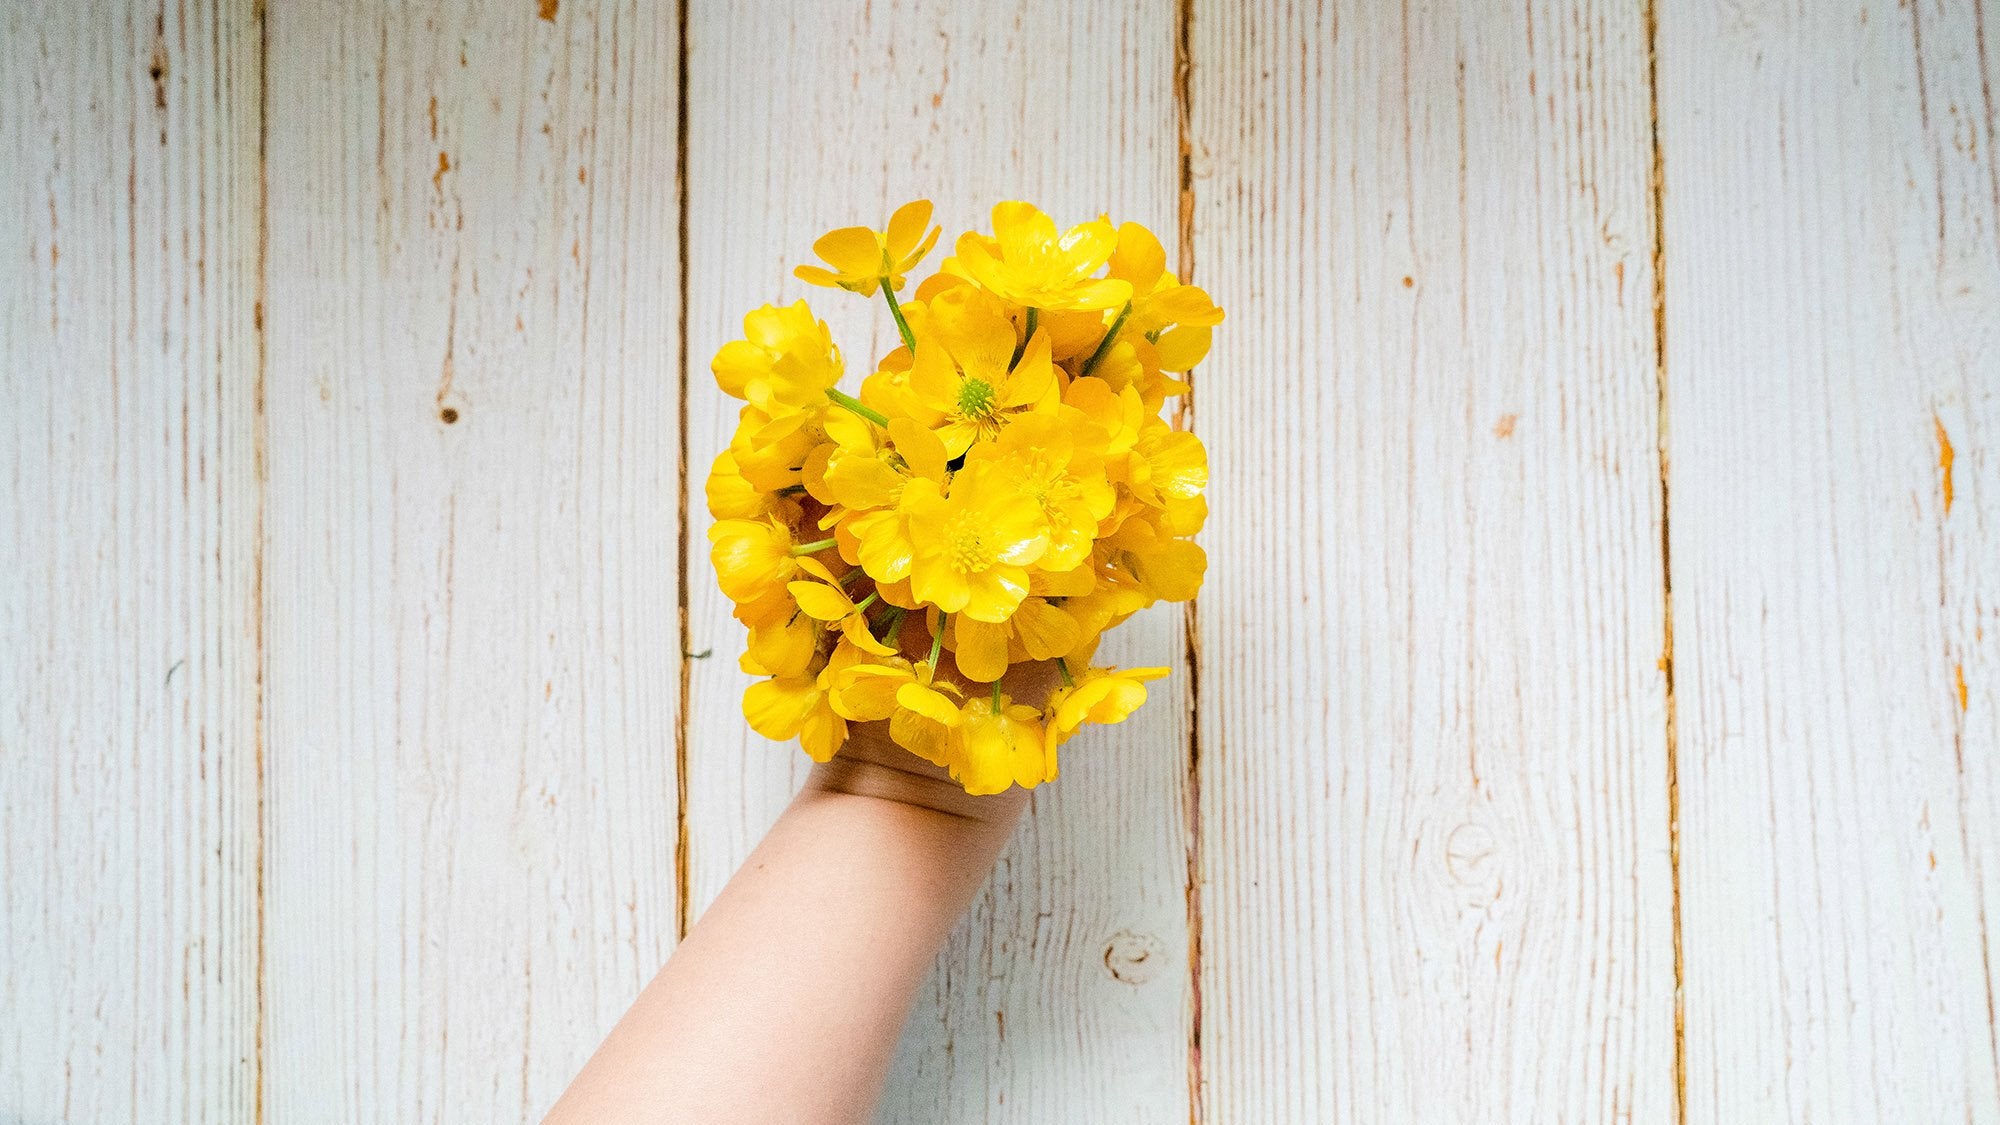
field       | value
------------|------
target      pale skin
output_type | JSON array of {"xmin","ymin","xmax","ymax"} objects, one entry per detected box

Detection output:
[{"xmin": 545, "ymin": 661, "xmax": 1051, "ymax": 1123}]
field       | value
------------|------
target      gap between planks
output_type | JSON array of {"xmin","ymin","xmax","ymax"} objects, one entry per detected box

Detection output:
[
  {"xmin": 1173, "ymin": 0, "xmax": 1205, "ymax": 1121},
  {"xmin": 1642, "ymin": 0, "xmax": 1688, "ymax": 1120},
  {"xmin": 673, "ymin": 0, "xmax": 695, "ymax": 943}
]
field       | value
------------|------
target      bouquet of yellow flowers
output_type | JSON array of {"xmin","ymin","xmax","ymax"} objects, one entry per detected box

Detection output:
[{"xmin": 706, "ymin": 201, "xmax": 1221, "ymax": 794}]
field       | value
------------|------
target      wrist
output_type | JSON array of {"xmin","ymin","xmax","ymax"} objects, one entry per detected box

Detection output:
[{"xmin": 804, "ymin": 722, "xmax": 1030, "ymax": 827}]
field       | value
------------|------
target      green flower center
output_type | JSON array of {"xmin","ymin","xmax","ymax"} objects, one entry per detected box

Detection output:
[{"xmin": 957, "ymin": 378, "xmax": 997, "ymax": 417}]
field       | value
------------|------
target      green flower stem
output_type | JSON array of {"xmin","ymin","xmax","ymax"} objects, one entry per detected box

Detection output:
[
  {"xmin": 791, "ymin": 536, "xmax": 838, "ymax": 556},
  {"xmin": 839, "ymin": 566, "xmax": 868, "ymax": 586},
  {"xmin": 1079, "ymin": 301, "xmax": 1133, "ymax": 378},
  {"xmin": 824, "ymin": 387, "xmax": 889, "ymax": 428},
  {"xmin": 852, "ymin": 591, "xmax": 880, "ymax": 614},
  {"xmin": 927, "ymin": 614, "xmax": 947, "ymax": 668},
  {"xmin": 874, "ymin": 605, "xmax": 907, "ymax": 645},
  {"xmin": 1010, "ymin": 307, "xmax": 1040, "ymax": 368},
  {"xmin": 990, "ymin": 679, "xmax": 1004, "ymax": 712},
  {"xmin": 881, "ymin": 281, "xmax": 917, "ymax": 352},
  {"xmin": 1055, "ymin": 657, "xmax": 1076, "ymax": 687}
]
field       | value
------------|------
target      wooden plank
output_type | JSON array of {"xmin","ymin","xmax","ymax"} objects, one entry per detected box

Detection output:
[
  {"xmin": 260, "ymin": 3, "xmax": 680, "ymax": 1119},
  {"xmin": 1188, "ymin": 0, "xmax": 1676, "ymax": 1118},
  {"xmin": 0, "ymin": 1, "xmax": 262, "ymax": 1119},
  {"xmin": 680, "ymin": 3, "xmax": 1191, "ymax": 1119},
  {"xmin": 1661, "ymin": 0, "xmax": 2000, "ymax": 1118}
]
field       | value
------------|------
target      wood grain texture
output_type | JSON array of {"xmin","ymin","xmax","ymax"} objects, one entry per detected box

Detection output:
[
  {"xmin": 12, "ymin": 1, "xmax": 1998, "ymax": 1119},
  {"xmin": 679, "ymin": 2, "xmax": 1192, "ymax": 1120},
  {"xmin": 1661, "ymin": 0, "xmax": 2000, "ymax": 1118},
  {"xmin": 1187, "ymin": 0, "xmax": 1677, "ymax": 1118},
  {"xmin": 0, "ymin": 2, "xmax": 262, "ymax": 1120},
  {"xmin": 260, "ymin": 3, "xmax": 680, "ymax": 1119}
]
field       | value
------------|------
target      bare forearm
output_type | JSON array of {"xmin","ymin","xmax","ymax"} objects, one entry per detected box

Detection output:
[{"xmin": 547, "ymin": 751, "xmax": 1026, "ymax": 1124}]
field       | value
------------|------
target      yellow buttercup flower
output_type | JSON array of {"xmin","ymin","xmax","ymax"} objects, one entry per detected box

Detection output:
[
  {"xmin": 845, "ymin": 504, "xmax": 918, "ymax": 584},
  {"xmin": 1113, "ymin": 514, "xmax": 1207, "ymax": 604},
  {"xmin": 729, "ymin": 402, "xmax": 832, "ymax": 493},
  {"xmin": 794, "ymin": 200, "xmax": 941, "ymax": 296},
  {"xmin": 1063, "ymin": 376, "xmax": 1144, "ymax": 455},
  {"xmin": 830, "ymin": 657, "xmax": 914, "ymax": 721},
  {"xmin": 706, "ymin": 449, "xmax": 775, "ymax": 521},
  {"xmin": 1060, "ymin": 560, "xmax": 1154, "ymax": 641},
  {"xmin": 829, "ymin": 658, "xmax": 965, "ymax": 772},
  {"xmin": 1044, "ymin": 665, "xmax": 1169, "ymax": 763},
  {"xmin": 902, "ymin": 463, "xmax": 1050, "ymax": 623},
  {"xmin": 744, "ymin": 673, "xmax": 846, "ymax": 763},
  {"xmin": 708, "ymin": 517, "xmax": 798, "ymax": 605},
  {"xmin": 1124, "ymin": 419, "xmax": 1208, "ymax": 509},
  {"xmin": 821, "ymin": 415, "xmax": 948, "ymax": 513},
  {"xmin": 743, "ymin": 612, "xmax": 817, "ymax": 678},
  {"xmin": 953, "ymin": 201, "xmax": 1132, "ymax": 311},
  {"xmin": 966, "ymin": 411, "xmax": 1115, "ymax": 572},
  {"xmin": 840, "ymin": 420, "xmax": 951, "ymax": 586},
  {"xmin": 907, "ymin": 291, "xmax": 1060, "ymax": 456},
  {"xmin": 955, "ymin": 693, "xmax": 1052, "ymax": 794},
  {"xmin": 1105, "ymin": 221, "xmax": 1225, "ymax": 373},
  {"xmin": 712, "ymin": 301, "xmax": 843, "ymax": 413},
  {"xmin": 949, "ymin": 597, "xmax": 1081, "ymax": 683},
  {"xmin": 786, "ymin": 557, "xmax": 899, "ymax": 657}
]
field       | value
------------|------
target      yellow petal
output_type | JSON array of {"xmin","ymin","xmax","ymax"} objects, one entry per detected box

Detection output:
[
  {"xmin": 886, "ymin": 199, "xmax": 935, "ymax": 258},
  {"xmin": 1146, "ymin": 430, "xmax": 1209, "ymax": 500},
  {"xmin": 824, "ymin": 454, "xmax": 903, "ymax": 510},
  {"xmin": 1154, "ymin": 325, "xmax": 1212, "ymax": 372},
  {"xmin": 797, "ymin": 706, "xmax": 847, "ymax": 762},
  {"xmin": 1000, "ymin": 333, "xmax": 1056, "ymax": 408},
  {"xmin": 889, "ymin": 709, "xmax": 956, "ymax": 766},
  {"xmin": 743, "ymin": 677, "xmax": 820, "ymax": 741},
  {"xmin": 1012, "ymin": 599, "xmax": 1082, "ymax": 660},
  {"xmin": 959, "ymin": 564, "xmax": 1032, "ymax": 623},
  {"xmin": 1061, "ymin": 277, "xmax": 1134, "ymax": 311},
  {"xmin": 710, "ymin": 339, "xmax": 769, "ymax": 400},
  {"xmin": 1149, "ymin": 285, "xmax": 1225, "ymax": 327},
  {"xmin": 909, "ymin": 335, "xmax": 961, "ymax": 407},
  {"xmin": 889, "ymin": 417, "xmax": 948, "ymax": 481},
  {"xmin": 793, "ymin": 264, "xmax": 846, "ymax": 290},
  {"xmin": 990, "ymin": 200, "xmax": 1054, "ymax": 260},
  {"xmin": 1055, "ymin": 216, "xmax": 1120, "ymax": 272},
  {"xmin": 747, "ymin": 615, "xmax": 817, "ymax": 678},
  {"xmin": 709, "ymin": 519, "xmax": 790, "ymax": 602},
  {"xmin": 793, "ymin": 556, "xmax": 841, "ymax": 584},
  {"xmin": 789, "ymin": 581, "xmax": 854, "ymax": 622},
  {"xmin": 834, "ymin": 664, "xmax": 910, "ymax": 721},
  {"xmin": 1131, "ymin": 538, "xmax": 1206, "ymax": 602},
  {"xmin": 953, "ymin": 617, "xmax": 1012, "ymax": 683},
  {"xmin": 1053, "ymin": 667, "xmax": 1169, "ymax": 733},
  {"xmin": 1036, "ymin": 564, "xmax": 1096, "ymax": 598},
  {"xmin": 849, "ymin": 507, "xmax": 916, "ymax": 582},
  {"xmin": 1108, "ymin": 221, "xmax": 1167, "ymax": 286},
  {"xmin": 839, "ymin": 614, "xmax": 898, "ymax": 657},
  {"xmin": 896, "ymin": 682, "xmax": 964, "ymax": 727},
  {"xmin": 813, "ymin": 225, "xmax": 885, "ymax": 277}
]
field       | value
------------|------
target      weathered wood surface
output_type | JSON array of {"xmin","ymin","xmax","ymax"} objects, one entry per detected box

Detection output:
[
  {"xmin": 1661, "ymin": 0, "xmax": 2000, "ymax": 1119},
  {"xmin": 680, "ymin": 3, "xmax": 1194, "ymax": 1121},
  {"xmin": 4, "ymin": 0, "xmax": 2000, "ymax": 1121},
  {"xmin": 260, "ymin": 2, "xmax": 681, "ymax": 1119},
  {"xmin": 1188, "ymin": 0, "xmax": 1678, "ymax": 1120},
  {"xmin": 1, "ymin": 2, "xmax": 262, "ymax": 1120}
]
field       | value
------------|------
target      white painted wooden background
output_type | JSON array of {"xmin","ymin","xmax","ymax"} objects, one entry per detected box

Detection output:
[{"xmin": 3, "ymin": 0, "xmax": 1996, "ymax": 1121}]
